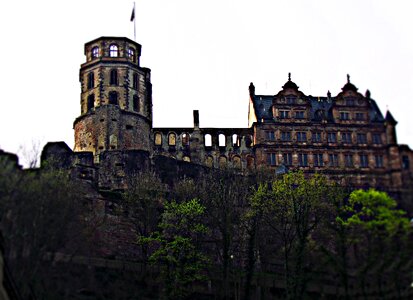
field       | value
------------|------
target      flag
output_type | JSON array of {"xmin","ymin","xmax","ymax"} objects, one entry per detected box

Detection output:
[{"xmin": 130, "ymin": 5, "xmax": 135, "ymax": 22}]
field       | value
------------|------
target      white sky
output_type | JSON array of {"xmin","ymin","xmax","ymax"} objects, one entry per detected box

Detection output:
[{"xmin": 1, "ymin": 0, "xmax": 412, "ymax": 164}]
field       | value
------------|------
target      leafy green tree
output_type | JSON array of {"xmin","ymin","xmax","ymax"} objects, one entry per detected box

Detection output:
[
  {"xmin": 342, "ymin": 189, "xmax": 411, "ymax": 299},
  {"xmin": 141, "ymin": 198, "xmax": 209, "ymax": 299},
  {"xmin": 249, "ymin": 171, "xmax": 331, "ymax": 300}
]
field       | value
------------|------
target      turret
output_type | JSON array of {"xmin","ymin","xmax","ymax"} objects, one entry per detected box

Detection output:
[{"xmin": 73, "ymin": 37, "xmax": 153, "ymax": 159}]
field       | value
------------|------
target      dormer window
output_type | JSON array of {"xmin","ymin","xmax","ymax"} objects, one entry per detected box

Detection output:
[
  {"xmin": 91, "ymin": 46, "xmax": 99, "ymax": 59},
  {"xmin": 286, "ymin": 95, "xmax": 296, "ymax": 104},
  {"xmin": 128, "ymin": 48, "xmax": 136, "ymax": 62},
  {"xmin": 109, "ymin": 44, "xmax": 119, "ymax": 57}
]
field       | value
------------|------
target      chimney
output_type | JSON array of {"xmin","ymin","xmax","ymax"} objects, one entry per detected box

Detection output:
[{"xmin": 193, "ymin": 110, "xmax": 199, "ymax": 129}]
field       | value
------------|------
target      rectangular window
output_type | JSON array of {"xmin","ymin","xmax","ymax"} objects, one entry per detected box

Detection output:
[
  {"xmin": 283, "ymin": 153, "xmax": 293, "ymax": 166},
  {"xmin": 279, "ymin": 111, "xmax": 290, "ymax": 119},
  {"xmin": 341, "ymin": 132, "xmax": 352, "ymax": 144},
  {"xmin": 295, "ymin": 111, "xmax": 305, "ymax": 119},
  {"xmin": 340, "ymin": 112, "xmax": 350, "ymax": 120},
  {"xmin": 314, "ymin": 153, "xmax": 324, "ymax": 167},
  {"xmin": 375, "ymin": 155, "xmax": 384, "ymax": 168},
  {"xmin": 312, "ymin": 132, "xmax": 322, "ymax": 143},
  {"xmin": 372, "ymin": 133, "xmax": 382, "ymax": 144},
  {"xmin": 329, "ymin": 154, "xmax": 339, "ymax": 167},
  {"xmin": 298, "ymin": 153, "xmax": 308, "ymax": 167},
  {"xmin": 281, "ymin": 132, "xmax": 291, "ymax": 141},
  {"xmin": 344, "ymin": 154, "xmax": 353, "ymax": 167},
  {"xmin": 360, "ymin": 154, "xmax": 369, "ymax": 168},
  {"xmin": 296, "ymin": 132, "xmax": 307, "ymax": 142},
  {"xmin": 267, "ymin": 153, "xmax": 277, "ymax": 166},
  {"xmin": 265, "ymin": 131, "xmax": 275, "ymax": 141},
  {"xmin": 355, "ymin": 112, "xmax": 365, "ymax": 120},
  {"xmin": 357, "ymin": 133, "xmax": 367, "ymax": 144},
  {"xmin": 328, "ymin": 133, "xmax": 337, "ymax": 143},
  {"xmin": 402, "ymin": 155, "xmax": 410, "ymax": 169}
]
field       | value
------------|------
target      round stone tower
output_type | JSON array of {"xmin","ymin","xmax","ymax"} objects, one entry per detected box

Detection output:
[{"xmin": 73, "ymin": 37, "xmax": 152, "ymax": 160}]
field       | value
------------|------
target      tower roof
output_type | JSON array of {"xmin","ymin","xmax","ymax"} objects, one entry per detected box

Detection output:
[
  {"xmin": 385, "ymin": 110, "xmax": 398, "ymax": 125},
  {"xmin": 282, "ymin": 73, "xmax": 299, "ymax": 90},
  {"xmin": 341, "ymin": 74, "xmax": 358, "ymax": 92}
]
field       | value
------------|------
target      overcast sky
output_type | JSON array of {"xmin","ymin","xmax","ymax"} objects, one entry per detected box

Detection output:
[{"xmin": 1, "ymin": 0, "xmax": 412, "ymax": 165}]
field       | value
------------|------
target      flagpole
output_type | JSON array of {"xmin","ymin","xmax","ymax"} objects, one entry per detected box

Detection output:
[{"xmin": 133, "ymin": 2, "xmax": 136, "ymax": 41}]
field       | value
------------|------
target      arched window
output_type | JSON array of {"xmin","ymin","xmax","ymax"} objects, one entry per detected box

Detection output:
[
  {"xmin": 182, "ymin": 133, "xmax": 190, "ymax": 146},
  {"xmin": 87, "ymin": 72, "xmax": 94, "ymax": 89},
  {"xmin": 87, "ymin": 94, "xmax": 95, "ymax": 111},
  {"xmin": 232, "ymin": 134, "xmax": 239, "ymax": 147},
  {"xmin": 205, "ymin": 156, "xmax": 213, "ymax": 167},
  {"xmin": 247, "ymin": 156, "xmax": 255, "ymax": 170},
  {"xmin": 109, "ymin": 91, "xmax": 118, "ymax": 105},
  {"xmin": 218, "ymin": 134, "xmax": 226, "ymax": 147},
  {"xmin": 204, "ymin": 134, "xmax": 212, "ymax": 147},
  {"xmin": 91, "ymin": 46, "xmax": 99, "ymax": 59},
  {"xmin": 233, "ymin": 156, "xmax": 241, "ymax": 169},
  {"xmin": 128, "ymin": 48, "xmax": 136, "ymax": 62},
  {"xmin": 154, "ymin": 132, "xmax": 162, "ymax": 146},
  {"xmin": 168, "ymin": 133, "xmax": 176, "ymax": 146},
  {"xmin": 133, "ymin": 73, "xmax": 139, "ymax": 90},
  {"xmin": 133, "ymin": 95, "xmax": 139, "ymax": 112},
  {"xmin": 219, "ymin": 156, "xmax": 227, "ymax": 169},
  {"xmin": 110, "ymin": 69, "xmax": 118, "ymax": 85},
  {"xmin": 109, "ymin": 44, "xmax": 119, "ymax": 57}
]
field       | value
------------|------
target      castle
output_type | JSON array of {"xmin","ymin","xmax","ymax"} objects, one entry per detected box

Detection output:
[{"xmin": 37, "ymin": 36, "xmax": 413, "ymax": 209}]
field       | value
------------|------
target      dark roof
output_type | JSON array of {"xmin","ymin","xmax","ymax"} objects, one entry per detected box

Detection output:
[
  {"xmin": 385, "ymin": 110, "xmax": 397, "ymax": 125},
  {"xmin": 250, "ymin": 94, "xmax": 385, "ymax": 124}
]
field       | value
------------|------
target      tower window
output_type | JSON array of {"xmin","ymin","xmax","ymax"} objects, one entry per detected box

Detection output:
[
  {"xmin": 128, "ymin": 48, "xmax": 136, "ymax": 62},
  {"xmin": 133, "ymin": 73, "xmax": 139, "ymax": 90},
  {"xmin": 87, "ymin": 94, "xmax": 95, "ymax": 111},
  {"xmin": 109, "ymin": 44, "xmax": 119, "ymax": 57},
  {"xmin": 109, "ymin": 91, "xmax": 118, "ymax": 105},
  {"xmin": 110, "ymin": 69, "xmax": 118, "ymax": 85},
  {"xmin": 133, "ymin": 95, "xmax": 139, "ymax": 112},
  {"xmin": 232, "ymin": 134, "xmax": 240, "ymax": 147},
  {"xmin": 91, "ymin": 46, "xmax": 99, "ymax": 59},
  {"xmin": 87, "ymin": 72, "xmax": 94, "ymax": 89}
]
